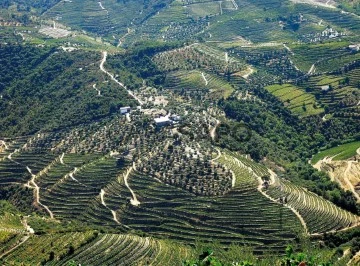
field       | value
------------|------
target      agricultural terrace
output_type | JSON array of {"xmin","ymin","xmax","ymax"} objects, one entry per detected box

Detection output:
[
  {"xmin": 153, "ymin": 43, "xmax": 246, "ymax": 75},
  {"xmin": 164, "ymin": 70, "xmax": 234, "ymax": 99},
  {"xmin": 298, "ymin": 75, "xmax": 360, "ymax": 118},
  {"xmin": 217, "ymin": 150, "xmax": 359, "ymax": 235},
  {"xmin": 289, "ymin": 41, "xmax": 353, "ymax": 73},
  {"xmin": 2, "ymin": 230, "xmax": 193, "ymax": 265},
  {"xmin": 265, "ymin": 84, "xmax": 324, "ymax": 116},
  {"xmin": 311, "ymin": 141, "xmax": 360, "ymax": 164},
  {"xmin": 267, "ymin": 179, "xmax": 359, "ymax": 234}
]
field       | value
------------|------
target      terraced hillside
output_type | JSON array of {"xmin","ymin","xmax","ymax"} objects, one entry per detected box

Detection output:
[
  {"xmin": 290, "ymin": 41, "xmax": 360, "ymax": 73},
  {"xmin": 43, "ymin": 0, "xmax": 173, "ymax": 37},
  {"xmin": 265, "ymin": 84, "xmax": 324, "ymax": 117},
  {"xmin": 299, "ymin": 74, "xmax": 360, "ymax": 118},
  {"xmin": 164, "ymin": 70, "xmax": 234, "ymax": 99},
  {"xmin": 217, "ymin": 150, "xmax": 359, "ymax": 235},
  {"xmin": 0, "ymin": 138, "xmax": 305, "ymax": 254},
  {"xmin": 1, "ymin": 227, "xmax": 193, "ymax": 266}
]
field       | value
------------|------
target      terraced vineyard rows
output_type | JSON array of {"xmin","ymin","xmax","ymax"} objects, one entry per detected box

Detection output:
[
  {"xmin": 39, "ymin": 155, "xmax": 124, "ymax": 223},
  {"xmin": 3, "ymin": 231, "xmax": 96, "ymax": 265},
  {"xmin": 267, "ymin": 179, "xmax": 359, "ymax": 234},
  {"xmin": 265, "ymin": 84, "xmax": 324, "ymax": 117},
  {"xmin": 164, "ymin": 70, "xmax": 234, "ymax": 99},
  {"xmin": 299, "ymin": 75, "xmax": 360, "ymax": 118},
  {"xmin": 289, "ymin": 41, "xmax": 352, "ymax": 73},
  {"xmin": 97, "ymin": 153, "xmax": 305, "ymax": 253}
]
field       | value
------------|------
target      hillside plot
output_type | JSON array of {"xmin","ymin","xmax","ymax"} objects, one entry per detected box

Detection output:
[{"xmin": 265, "ymin": 84, "xmax": 324, "ymax": 116}]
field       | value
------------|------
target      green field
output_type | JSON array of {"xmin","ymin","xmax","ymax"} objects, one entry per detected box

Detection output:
[
  {"xmin": 311, "ymin": 141, "xmax": 360, "ymax": 164},
  {"xmin": 265, "ymin": 84, "xmax": 324, "ymax": 116}
]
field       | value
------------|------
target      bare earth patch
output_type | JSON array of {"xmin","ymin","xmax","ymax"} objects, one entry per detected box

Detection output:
[
  {"xmin": 313, "ymin": 152, "xmax": 360, "ymax": 202},
  {"xmin": 290, "ymin": 0, "xmax": 336, "ymax": 8}
]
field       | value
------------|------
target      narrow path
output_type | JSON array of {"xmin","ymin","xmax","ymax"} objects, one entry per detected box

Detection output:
[
  {"xmin": 283, "ymin": 43, "xmax": 294, "ymax": 55},
  {"xmin": 100, "ymin": 189, "xmax": 106, "ymax": 207},
  {"xmin": 0, "ymin": 140, "xmax": 9, "ymax": 150},
  {"xmin": 201, "ymin": 72, "xmax": 208, "ymax": 86},
  {"xmin": 98, "ymin": 188, "xmax": 125, "ymax": 225},
  {"xmin": 126, "ymin": 113, "xmax": 131, "ymax": 122},
  {"xmin": 99, "ymin": 51, "xmax": 143, "ymax": 105},
  {"xmin": 123, "ymin": 165, "xmax": 140, "ymax": 206},
  {"xmin": 211, "ymin": 148, "xmax": 221, "ymax": 161},
  {"xmin": 111, "ymin": 210, "xmax": 120, "ymax": 224},
  {"xmin": 322, "ymin": 114, "xmax": 327, "ymax": 122},
  {"xmin": 22, "ymin": 216, "xmax": 34, "ymax": 234},
  {"xmin": 210, "ymin": 120, "xmax": 220, "ymax": 140},
  {"xmin": 0, "ymin": 235, "xmax": 30, "ymax": 259},
  {"xmin": 222, "ymin": 154, "xmax": 309, "ymax": 234},
  {"xmin": 68, "ymin": 167, "xmax": 90, "ymax": 188},
  {"xmin": 93, "ymin": 83, "xmax": 101, "ymax": 96},
  {"xmin": 256, "ymin": 174, "xmax": 309, "ymax": 234},
  {"xmin": 117, "ymin": 28, "xmax": 131, "ymax": 48},
  {"xmin": 26, "ymin": 167, "xmax": 54, "ymax": 219},
  {"xmin": 231, "ymin": 0, "xmax": 238, "ymax": 10},
  {"xmin": 98, "ymin": 1, "xmax": 105, "ymax": 10},
  {"xmin": 308, "ymin": 63, "xmax": 316, "ymax": 75},
  {"xmin": 59, "ymin": 153, "xmax": 65, "ymax": 165}
]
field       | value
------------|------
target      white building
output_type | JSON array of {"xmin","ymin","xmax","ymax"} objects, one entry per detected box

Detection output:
[
  {"xmin": 120, "ymin": 106, "xmax": 131, "ymax": 114},
  {"xmin": 154, "ymin": 116, "xmax": 172, "ymax": 127},
  {"xmin": 349, "ymin": 44, "xmax": 360, "ymax": 52}
]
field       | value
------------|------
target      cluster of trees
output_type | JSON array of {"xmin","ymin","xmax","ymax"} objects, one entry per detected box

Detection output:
[{"xmin": 0, "ymin": 185, "xmax": 37, "ymax": 214}]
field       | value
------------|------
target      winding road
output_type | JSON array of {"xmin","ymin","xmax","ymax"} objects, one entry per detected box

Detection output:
[
  {"xmin": 99, "ymin": 51, "xmax": 143, "ymax": 105},
  {"xmin": 26, "ymin": 167, "xmax": 54, "ymax": 219},
  {"xmin": 123, "ymin": 165, "xmax": 140, "ymax": 206},
  {"xmin": 201, "ymin": 72, "xmax": 208, "ymax": 86}
]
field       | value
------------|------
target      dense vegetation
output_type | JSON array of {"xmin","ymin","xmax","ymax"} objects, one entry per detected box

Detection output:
[{"xmin": 0, "ymin": 45, "xmax": 135, "ymax": 136}]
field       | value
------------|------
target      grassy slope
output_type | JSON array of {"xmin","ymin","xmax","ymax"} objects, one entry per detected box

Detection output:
[{"xmin": 311, "ymin": 141, "xmax": 360, "ymax": 164}]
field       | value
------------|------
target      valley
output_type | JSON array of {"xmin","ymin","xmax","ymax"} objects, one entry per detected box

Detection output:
[{"xmin": 0, "ymin": 0, "xmax": 360, "ymax": 265}]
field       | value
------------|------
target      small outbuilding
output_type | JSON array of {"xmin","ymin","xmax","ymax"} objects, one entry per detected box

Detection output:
[
  {"xmin": 349, "ymin": 44, "xmax": 360, "ymax": 52},
  {"xmin": 321, "ymin": 85, "xmax": 330, "ymax": 92},
  {"xmin": 120, "ymin": 106, "xmax": 131, "ymax": 114}
]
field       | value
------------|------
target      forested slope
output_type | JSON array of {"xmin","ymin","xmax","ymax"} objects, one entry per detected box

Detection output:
[{"xmin": 0, "ymin": 46, "xmax": 135, "ymax": 136}]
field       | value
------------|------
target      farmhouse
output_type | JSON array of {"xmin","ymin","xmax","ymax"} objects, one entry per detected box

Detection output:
[
  {"xmin": 154, "ymin": 116, "xmax": 172, "ymax": 127},
  {"xmin": 120, "ymin": 106, "xmax": 131, "ymax": 114}
]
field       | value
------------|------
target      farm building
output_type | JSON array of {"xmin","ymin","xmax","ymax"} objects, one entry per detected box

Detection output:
[{"xmin": 120, "ymin": 106, "xmax": 131, "ymax": 114}]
